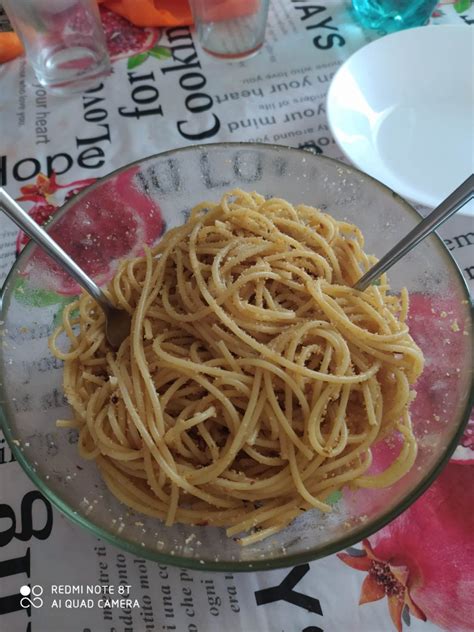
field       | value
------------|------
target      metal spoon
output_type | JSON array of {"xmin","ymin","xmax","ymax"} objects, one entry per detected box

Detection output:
[
  {"xmin": 0, "ymin": 187, "xmax": 131, "ymax": 349},
  {"xmin": 354, "ymin": 174, "xmax": 474, "ymax": 291}
]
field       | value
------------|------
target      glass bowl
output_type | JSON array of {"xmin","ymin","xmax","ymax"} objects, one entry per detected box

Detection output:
[{"xmin": 1, "ymin": 143, "xmax": 472, "ymax": 571}]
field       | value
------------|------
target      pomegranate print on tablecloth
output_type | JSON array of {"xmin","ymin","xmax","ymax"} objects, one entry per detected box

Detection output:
[
  {"xmin": 338, "ymin": 462, "xmax": 474, "ymax": 632},
  {"xmin": 338, "ymin": 290, "xmax": 473, "ymax": 631},
  {"xmin": 28, "ymin": 167, "xmax": 165, "ymax": 295},
  {"xmin": 16, "ymin": 172, "xmax": 97, "ymax": 255},
  {"xmin": 100, "ymin": 6, "xmax": 171, "ymax": 69}
]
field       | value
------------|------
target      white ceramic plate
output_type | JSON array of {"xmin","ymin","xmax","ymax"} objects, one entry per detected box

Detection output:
[{"xmin": 327, "ymin": 25, "xmax": 474, "ymax": 215}]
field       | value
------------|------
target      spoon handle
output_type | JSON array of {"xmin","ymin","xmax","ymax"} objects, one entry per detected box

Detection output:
[
  {"xmin": 354, "ymin": 174, "xmax": 474, "ymax": 291},
  {"xmin": 0, "ymin": 187, "xmax": 112, "ymax": 314}
]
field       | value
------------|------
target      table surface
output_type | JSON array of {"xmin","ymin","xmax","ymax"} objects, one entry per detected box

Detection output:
[{"xmin": 0, "ymin": 2, "xmax": 473, "ymax": 631}]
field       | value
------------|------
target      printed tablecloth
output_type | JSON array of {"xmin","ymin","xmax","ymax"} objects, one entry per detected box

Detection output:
[{"xmin": 0, "ymin": 2, "xmax": 473, "ymax": 631}]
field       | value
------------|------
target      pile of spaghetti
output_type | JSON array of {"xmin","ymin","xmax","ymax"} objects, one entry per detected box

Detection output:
[{"xmin": 50, "ymin": 190, "xmax": 424, "ymax": 545}]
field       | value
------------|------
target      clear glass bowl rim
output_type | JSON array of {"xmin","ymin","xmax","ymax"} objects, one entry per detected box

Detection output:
[{"xmin": 1, "ymin": 142, "xmax": 472, "ymax": 572}]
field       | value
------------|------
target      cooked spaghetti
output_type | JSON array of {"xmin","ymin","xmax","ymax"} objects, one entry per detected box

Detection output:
[{"xmin": 50, "ymin": 189, "xmax": 424, "ymax": 545}]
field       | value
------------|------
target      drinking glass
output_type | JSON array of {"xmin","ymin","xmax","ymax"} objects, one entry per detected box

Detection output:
[
  {"xmin": 351, "ymin": 0, "xmax": 438, "ymax": 32},
  {"xmin": 2, "ymin": 0, "xmax": 111, "ymax": 94},
  {"xmin": 188, "ymin": 0, "xmax": 270, "ymax": 60}
]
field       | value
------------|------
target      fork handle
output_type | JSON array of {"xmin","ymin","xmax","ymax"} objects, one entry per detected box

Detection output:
[
  {"xmin": 354, "ymin": 174, "xmax": 474, "ymax": 291},
  {"xmin": 0, "ymin": 187, "xmax": 113, "ymax": 314}
]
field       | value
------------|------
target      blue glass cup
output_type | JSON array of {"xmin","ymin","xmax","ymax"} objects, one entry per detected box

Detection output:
[{"xmin": 351, "ymin": 0, "xmax": 438, "ymax": 32}]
